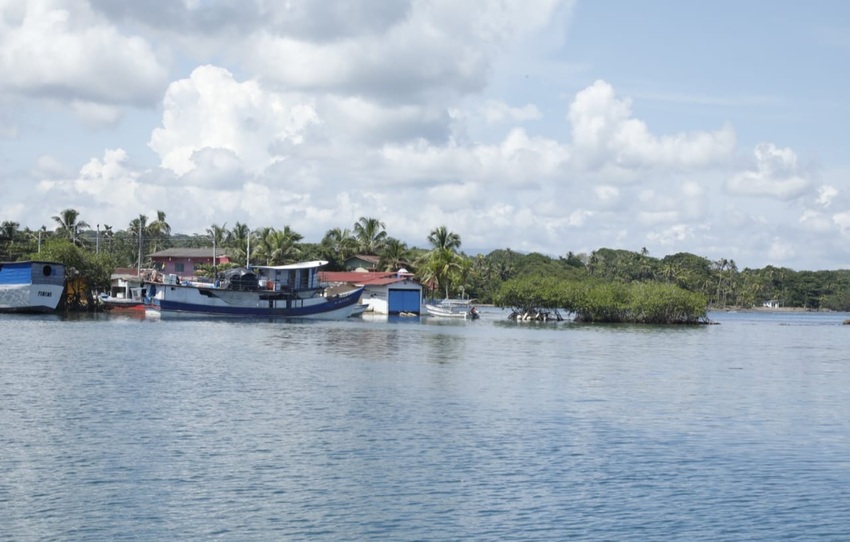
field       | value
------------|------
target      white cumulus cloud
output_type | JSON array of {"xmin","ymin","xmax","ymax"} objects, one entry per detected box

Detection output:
[
  {"xmin": 568, "ymin": 80, "xmax": 736, "ymax": 173},
  {"xmin": 246, "ymin": 0, "xmax": 567, "ymax": 102},
  {"xmin": 0, "ymin": 0, "xmax": 167, "ymax": 105},
  {"xmin": 149, "ymin": 65, "xmax": 320, "ymax": 177},
  {"xmin": 726, "ymin": 143, "xmax": 811, "ymax": 200}
]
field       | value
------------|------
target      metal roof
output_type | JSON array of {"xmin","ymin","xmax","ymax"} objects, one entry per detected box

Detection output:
[
  {"xmin": 148, "ymin": 248, "xmax": 227, "ymax": 258},
  {"xmin": 320, "ymin": 271, "xmax": 418, "ymax": 286},
  {"xmin": 252, "ymin": 260, "xmax": 328, "ymax": 270}
]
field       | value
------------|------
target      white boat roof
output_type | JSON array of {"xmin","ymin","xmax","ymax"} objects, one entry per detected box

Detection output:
[{"xmin": 251, "ymin": 260, "xmax": 328, "ymax": 271}]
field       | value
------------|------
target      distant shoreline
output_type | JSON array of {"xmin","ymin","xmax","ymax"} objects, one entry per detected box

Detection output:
[
  {"xmin": 714, "ymin": 306, "xmax": 830, "ymax": 313},
  {"xmin": 481, "ymin": 305, "xmax": 832, "ymax": 313}
]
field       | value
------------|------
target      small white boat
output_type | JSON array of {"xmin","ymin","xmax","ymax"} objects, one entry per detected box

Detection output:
[
  {"xmin": 0, "ymin": 261, "xmax": 65, "ymax": 313},
  {"xmin": 424, "ymin": 299, "xmax": 480, "ymax": 319},
  {"xmin": 348, "ymin": 303, "xmax": 369, "ymax": 317},
  {"xmin": 99, "ymin": 285, "xmax": 149, "ymax": 312}
]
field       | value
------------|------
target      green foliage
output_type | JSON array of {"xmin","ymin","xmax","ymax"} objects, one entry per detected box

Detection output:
[
  {"xmin": 353, "ymin": 217, "xmax": 387, "ymax": 255},
  {"xmin": 618, "ymin": 282, "xmax": 709, "ymax": 324},
  {"xmin": 319, "ymin": 227, "xmax": 356, "ymax": 270},
  {"xmin": 378, "ymin": 237, "xmax": 412, "ymax": 272},
  {"xmin": 415, "ymin": 226, "xmax": 468, "ymax": 298},
  {"xmin": 560, "ymin": 251, "xmax": 586, "ymax": 269},
  {"xmin": 493, "ymin": 275, "xmax": 565, "ymax": 314},
  {"xmin": 659, "ymin": 252, "xmax": 713, "ymax": 291},
  {"xmin": 29, "ymin": 239, "xmax": 115, "ymax": 310},
  {"xmin": 8, "ymin": 210, "xmax": 850, "ymax": 312},
  {"xmin": 495, "ymin": 275, "xmax": 709, "ymax": 324},
  {"xmin": 587, "ymin": 248, "xmax": 657, "ymax": 282}
]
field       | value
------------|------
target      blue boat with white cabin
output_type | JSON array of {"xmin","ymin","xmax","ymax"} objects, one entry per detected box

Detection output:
[
  {"xmin": 0, "ymin": 261, "xmax": 66, "ymax": 313},
  {"xmin": 146, "ymin": 260, "xmax": 364, "ymax": 319}
]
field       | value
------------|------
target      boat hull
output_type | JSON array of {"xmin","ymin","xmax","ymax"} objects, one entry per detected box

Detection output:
[
  {"xmin": 424, "ymin": 304, "xmax": 470, "ymax": 318},
  {"xmin": 99, "ymin": 295, "xmax": 147, "ymax": 312},
  {"xmin": 148, "ymin": 284, "xmax": 364, "ymax": 319},
  {"xmin": 0, "ymin": 261, "xmax": 65, "ymax": 313},
  {"xmin": 424, "ymin": 300, "xmax": 479, "ymax": 319}
]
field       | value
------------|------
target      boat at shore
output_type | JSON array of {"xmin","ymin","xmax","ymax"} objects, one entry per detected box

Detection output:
[
  {"xmin": 99, "ymin": 285, "xmax": 149, "ymax": 312},
  {"xmin": 424, "ymin": 298, "xmax": 480, "ymax": 319},
  {"xmin": 146, "ymin": 260, "xmax": 364, "ymax": 319},
  {"xmin": 0, "ymin": 261, "xmax": 66, "ymax": 313},
  {"xmin": 348, "ymin": 303, "xmax": 369, "ymax": 317}
]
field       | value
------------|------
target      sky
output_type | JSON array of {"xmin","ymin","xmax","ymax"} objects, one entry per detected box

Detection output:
[{"xmin": 2, "ymin": 0, "xmax": 850, "ymax": 271}]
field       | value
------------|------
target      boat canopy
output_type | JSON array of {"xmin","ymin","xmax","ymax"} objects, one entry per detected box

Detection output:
[{"xmin": 250, "ymin": 260, "xmax": 328, "ymax": 271}]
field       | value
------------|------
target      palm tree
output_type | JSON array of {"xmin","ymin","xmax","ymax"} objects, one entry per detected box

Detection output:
[
  {"xmin": 229, "ymin": 222, "xmax": 252, "ymax": 265},
  {"xmin": 129, "ymin": 214, "xmax": 148, "ymax": 271},
  {"xmin": 472, "ymin": 254, "xmax": 491, "ymax": 281},
  {"xmin": 1, "ymin": 221, "xmax": 19, "ymax": 259},
  {"xmin": 52, "ymin": 208, "xmax": 90, "ymax": 246},
  {"xmin": 724, "ymin": 259, "xmax": 739, "ymax": 306},
  {"xmin": 206, "ymin": 223, "xmax": 229, "ymax": 248},
  {"xmin": 0, "ymin": 220, "xmax": 18, "ymax": 239},
  {"xmin": 660, "ymin": 262, "xmax": 680, "ymax": 283},
  {"xmin": 378, "ymin": 238, "xmax": 411, "ymax": 272},
  {"xmin": 493, "ymin": 259, "xmax": 514, "ymax": 282},
  {"xmin": 417, "ymin": 225, "xmax": 465, "ymax": 298},
  {"xmin": 147, "ymin": 210, "xmax": 171, "ymax": 253},
  {"xmin": 204, "ymin": 223, "xmax": 230, "ymax": 274},
  {"xmin": 587, "ymin": 251, "xmax": 600, "ymax": 276},
  {"xmin": 427, "ymin": 225, "xmax": 461, "ymax": 252},
  {"xmin": 101, "ymin": 224, "xmax": 114, "ymax": 254},
  {"xmin": 713, "ymin": 258, "xmax": 729, "ymax": 307},
  {"xmin": 417, "ymin": 248, "xmax": 465, "ymax": 299},
  {"xmin": 321, "ymin": 227, "xmax": 357, "ymax": 268},
  {"xmin": 267, "ymin": 226, "xmax": 303, "ymax": 265},
  {"xmin": 353, "ymin": 216, "xmax": 387, "ymax": 255},
  {"xmin": 253, "ymin": 227, "xmax": 277, "ymax": 265},
  {"xmin": 638, "ymin": 254, "xmax": 655, "ymax": 281}
]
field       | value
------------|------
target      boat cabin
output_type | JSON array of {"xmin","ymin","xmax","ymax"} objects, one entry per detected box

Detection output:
[{"xmin": 251, "ymin": 261, "xmax": 326, "ymax": 296}]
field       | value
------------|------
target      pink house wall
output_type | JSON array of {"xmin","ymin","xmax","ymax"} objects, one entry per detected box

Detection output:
[{"xmin": 152, "ymin": 255, "xmax": 231, "ymax": 278}]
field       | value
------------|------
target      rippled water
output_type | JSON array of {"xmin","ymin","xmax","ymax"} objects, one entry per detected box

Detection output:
[{"xmin": 2, "ymin": 309, "xmax": 849, "ymax": 540}]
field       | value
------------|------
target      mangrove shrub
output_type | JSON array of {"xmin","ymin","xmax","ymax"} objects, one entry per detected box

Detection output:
[{"xmin": 495, "ymin": 276, "xmax": 709, "ymax": 324}]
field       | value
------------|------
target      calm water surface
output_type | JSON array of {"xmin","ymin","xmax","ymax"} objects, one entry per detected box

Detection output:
[{"xmin": 1, "ymin": 309, "xmax": 849, "ymax": 540}]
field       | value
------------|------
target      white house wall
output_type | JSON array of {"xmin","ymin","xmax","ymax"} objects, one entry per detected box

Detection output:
[{"xmin": 361, "ymin": 280, "xmax": 421, "ymax": 315}]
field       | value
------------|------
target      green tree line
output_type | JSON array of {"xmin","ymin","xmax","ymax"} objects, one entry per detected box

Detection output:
[{"xmin": 4, "ymin": 210, "xmax": 850, "ymax": 311}]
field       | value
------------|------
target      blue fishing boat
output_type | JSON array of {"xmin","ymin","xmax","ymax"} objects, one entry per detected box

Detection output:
[
  {"xmin": 146, "ymin": 260, "xmax": 364, "ymax": 319},
  {"xmin": 0, "ymin": 261, "xmax": 66, "ymax": 313}
]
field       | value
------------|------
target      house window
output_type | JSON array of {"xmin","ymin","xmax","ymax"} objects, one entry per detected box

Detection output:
[{"xmin": 175, "ymin": 263, "xmax": 185, "ymax": 272}]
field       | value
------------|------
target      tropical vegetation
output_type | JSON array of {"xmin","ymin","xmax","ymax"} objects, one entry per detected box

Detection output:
[{"xmin": 4, "ymin": 209, "xmax": 850, "ymax": 316}]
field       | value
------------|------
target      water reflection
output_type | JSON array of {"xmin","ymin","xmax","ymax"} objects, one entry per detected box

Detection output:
[{"xmin": 2, "ymin": 310, "xmax": 850, "ymax": 540}]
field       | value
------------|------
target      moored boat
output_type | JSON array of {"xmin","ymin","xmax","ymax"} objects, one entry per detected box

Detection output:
[
  {"xmin": 99, "ymin": 286, "xmax": 149, "ymax": 312},
  {"xmin": 348, "ymin": 303, "xmax": 369, "ymax": 317},
  {"xmin": 424, "ymin": 298, "xmax": 480, "ymax": 319},
  {"xmin": 0, "ymin": 261, "xmax": 66, "ymax": 313},
  {"xmin": 146, "ymin": 260, "xmax": 364, "ymax": 319},
  {"xmin": 99, "ymin": 271, "xmax": 150, "ymax": 311}
]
